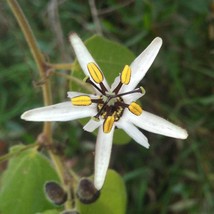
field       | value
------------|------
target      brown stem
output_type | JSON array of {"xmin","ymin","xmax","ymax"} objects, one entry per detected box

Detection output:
[
  {"xmin": 7, "ymin": 0, "xmax": 66, "ymax": 188},
  {"xmin": 47, "ymin": 63, "xmax": 73, "ymax": 70},
  {"xmin": 7, "ymin": 0, "xmax": 52, "ymax": 108}
]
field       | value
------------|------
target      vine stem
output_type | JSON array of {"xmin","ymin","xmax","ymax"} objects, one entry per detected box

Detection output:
[
  {"xmin": 0, "ymin": 143, "xmax": 38, "ymax": 163},
  {"xmin": 47, "ymin": 63, "xmax": 73, "ymax": 70},
  {"xmin": 7, "ymin": 0, "xmax": 71, "ymax": 208},
  {"xmin": 7, "ymin": 0, "xmax": 52, "ymax": 121}
]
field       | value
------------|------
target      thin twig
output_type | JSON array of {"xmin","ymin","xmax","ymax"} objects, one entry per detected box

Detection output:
[
  {"xmin": 0, "ymin": 143, "xmax": 38, "ymax": 163},
  {"xmin": 98, "ymin": 0, "xmax": 135, "ymax": 16},
  {"xmin": 88, "ymin": 0, "xmax": 103, "ymax": 35},
  {"xmin": 47, "ymin": 62, "xmax": 73, "ymax": 70},
  {"xmin": 45, "ymin": 0, "xmax": 71, "ymax": 62}
]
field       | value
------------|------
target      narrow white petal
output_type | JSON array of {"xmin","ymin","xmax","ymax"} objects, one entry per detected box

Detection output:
[
  {"xmin": 21, "ymin": 102, "xmax": 96, "ymax": 122},
  {"xmin": 83, "ymin": 118, "xmax": 102, "ymax": 132},
  {"xmin": 126, "ymin": 110, "xmax": 188, "ymax": 139},
  {"xmin": 122, "ymin": 37, "xmax": 162, "ymax": 93},
  {"xmin": 94, "ymin": 125, "xmax": 115, "ymax": 190},
  {"xmin": 110, "ymin": 75, "xmax": 120, "ymax": 91},
  {"xmin": 122, "ymin": 91, "xmax": 144, "ymax": 103},
  {"xmin": 69, "ymin": 33, "xmax": 96, "ymax": 76},
  {"xmin": 69, "ymin": 33, "xmax": 110, "ymax": 90},
  {"xmin": 116, "ymin": 121, "xmax": 149, "ymax": 148}
]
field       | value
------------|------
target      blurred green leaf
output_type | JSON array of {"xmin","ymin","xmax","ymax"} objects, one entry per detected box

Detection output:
[
  {"xmin": 37, "ymin": 209, "xmax": 59, "ymax": 214},
  {"xmin": 181, "ymin": 0, "xmax": 209, "ymax": 14},
  {"xmin": 77, "ymin": 169, "xmax": 127, "ymax": 214},
  {"xmin": 0, "ymin": 145, "xmax": 59, "ymax": 214},
  {"xmin": 71, "ymin": 35, "xmax": 135, "ymax": 144}
]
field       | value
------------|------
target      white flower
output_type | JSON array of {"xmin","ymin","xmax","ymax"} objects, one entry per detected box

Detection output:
[{"xmin": 21, "ymin": 33, "xmax": 188, "ymax": 190}]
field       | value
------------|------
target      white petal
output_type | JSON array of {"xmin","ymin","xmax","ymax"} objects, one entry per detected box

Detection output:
[
  {"xmin": 122, "ymin": 91, "xmax": 144, "ymax": 103},
  {"xmin": 69, "ymin": 33, "xmax": 110, "ymax": 90},
  {"xmin": 21, "ymin": 102, "xmax": 97, "ymax": 122},
  {"xmin": 116, "ymin": 120, "xmax": 149, "ymax": 148},
  {"xmin": 122, "ymin": 37, "xmax": 162, "ymax": 93},
  {"xmin": 110, "ymin": 75, "xmax": 120, "ymax": 91},
  {"xmin": 94, "ymin": 125, "xmax": 115, "ymax": 190},
  {"xmin": 126, "ymin": 110, "xmax": 188, "ymax": 139},
  {"xmin": 83, "ymin": 118, "xmax": 102, "ymax": 132},
  {"xmin": 69, "ymin": 33, "xmax": 96, "ymax": 76}
]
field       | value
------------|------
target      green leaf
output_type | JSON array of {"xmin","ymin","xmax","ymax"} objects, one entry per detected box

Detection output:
[
  {"xmin": 37, "ymin": 209, "xmax": 59, "ymax": 214},
  {"xmin": 0, "ymin": 145, "xmax": 60, "ymax": 214},
  {"xmin": 77, "ymin": 169, "xmax": 127, "ymax": 214},
  {"xmin": 71, "ymin": 35, "xmax": 135, "ymax": 144}
]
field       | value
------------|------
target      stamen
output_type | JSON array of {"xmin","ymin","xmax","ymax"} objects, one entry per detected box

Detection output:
[
  {"xmin": 121, "ymin": 65, "xmax": 131, "ymax": 85},
  {"xmin": 85, "ymin": 77, "xmax": 104, "ymax": 94},
  {"xmin": 91, "ymin": 98, "xmax": 103, "ymax": 103},
  {"xmin": 115, "ymin": 101, "xmax": 128, "ymax": 108},
  {"xmin": 113, "ymin": 82, "xmax": 122, "ymax": 94},
  {"xmin": 86, "ymin": 62, "xmax": 108, "ymax": 94},
  {"xmin": 103, "ymin": 116, "xmax": 115, "ymax": 133},
  {"xmin": 128, "ymin": 102, "xmax": 143, "ymax": 116},
  {"xmin": 99, "ymin": 82, "xmax": 108, "ymax": 94},
  {"xmin": 113, "ymin": 87, "xmax": 145, "ymax": 98},
  {"xmin": 87, "ymin": 62, "xmax": 103, "ymax": 84},
  {"xmin": 113, "ymin": 65, "xmax": 131, "ymax": 94},
  {"xmin": 94, "ymin": 97, "xmax": 111, "ymax": 118},
  {"xmin": 71, "ymin": 95, "xmax": 92, "ymax": 106}
]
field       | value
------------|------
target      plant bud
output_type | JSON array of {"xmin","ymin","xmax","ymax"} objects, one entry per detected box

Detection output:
[
  {"xmin": 44, "ymin": 181, "xmax": 67, "ymax": 205},
  {"xmin": 76, "ymin": 178, "xmax": 100, "ymax": 204}
]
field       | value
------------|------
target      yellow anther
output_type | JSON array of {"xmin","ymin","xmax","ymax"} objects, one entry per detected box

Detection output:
[
  {"xmin": 128, "ymin": 102, "xmax": 143, "ymax": 116},
  {"xmin": 87, "ymin": 62, "xmax": 103, "ymax": 84},
  {"xmin": 71, "ymin": 95, "xmax": 92, "ymax": 106},
  {"xmin": 103, "ymin": 116, "xmax": 115, "ymax": 133},
  {"xmin": 120, "ymin": 65, "xmax": 131, "ymax": 85}
]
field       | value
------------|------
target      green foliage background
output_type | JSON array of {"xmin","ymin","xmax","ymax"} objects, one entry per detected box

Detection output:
[{"xmin": 1, "ymin": 0, "xmax": 214, "ymax": 213}]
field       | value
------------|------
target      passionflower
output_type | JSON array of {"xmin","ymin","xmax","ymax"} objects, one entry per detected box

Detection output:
[{"xmin": 21, "ymin": 33, "xmax": 188, "ymax": 190}]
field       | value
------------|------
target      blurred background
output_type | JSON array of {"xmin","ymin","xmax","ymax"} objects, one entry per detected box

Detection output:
[{"xmin": 1, "ymin": 0, "xmax": 214, "ymax": 213}]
